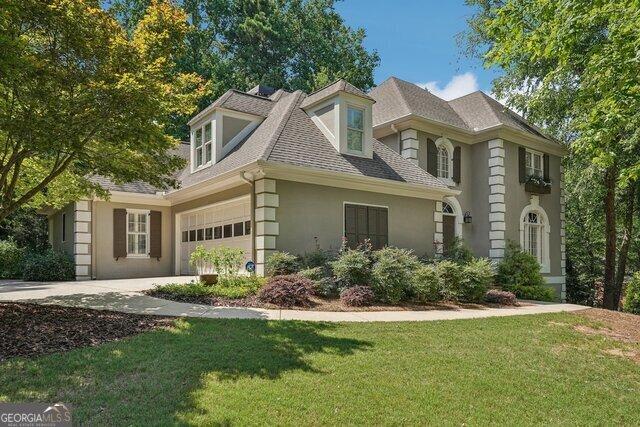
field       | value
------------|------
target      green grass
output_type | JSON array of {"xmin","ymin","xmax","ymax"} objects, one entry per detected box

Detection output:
[
  {"xmin": 1, "ymin": 313, "xmax": 639, "ymax": 425},
  {"xmin": 153, "ymin": 275, "xmax": 265, "ymax": 299}
]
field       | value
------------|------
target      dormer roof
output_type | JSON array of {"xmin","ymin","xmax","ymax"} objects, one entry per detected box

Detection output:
[
  {"xmin": 300, "ymin": 79, "xmax": 375, "ymax": 110},
  {"xmin": 187, "ymin": 90, "xmax": 273, "ymax": 126}
]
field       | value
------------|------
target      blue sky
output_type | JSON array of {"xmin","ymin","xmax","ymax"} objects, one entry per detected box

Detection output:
[{"xmin": 335, "ymin": 0, "xmax": 500, "ymax": 99}]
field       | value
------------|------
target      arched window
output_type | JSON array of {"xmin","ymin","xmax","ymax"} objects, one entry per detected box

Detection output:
[
  {"xmin": 437, "ymin": 146, "xmax": 450, "ymax": 179},
  {"xmin": 520, "ymin": 200, "xmax": 550, "ymax": 273},
  {"xmin": 442, "ymin": 202, "xmax": 455, "ymax": 215}
]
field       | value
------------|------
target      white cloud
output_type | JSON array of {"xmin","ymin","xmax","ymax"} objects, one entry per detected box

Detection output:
[{"xmin": 416, "ymin": 72, "xmax": 480, "ymax": 100}]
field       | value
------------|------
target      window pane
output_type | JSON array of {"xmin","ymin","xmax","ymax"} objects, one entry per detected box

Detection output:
[
  {"xmin": 347, "ymin": 129, "xmax": 363, "ymax": 151},
  {"xmin": 214, "ymin": 226, "xmax": 222, "ymax": 239},
  {"xmin": 196, "ymin": 228, "xmax": 204, "ymax": 241},
  {"xmin": 223, "ymin": 224, "xmax": 232, "ymax": 238},
  {"xmin": 347, "ymin": 108, "xmax": 363, "ymax": 130},
  {"xmin": 138, "ymin": 213, "xmax": 147, "ymax": 233},
  {"xmin": 205, "ymin": 143, "xmax": 212, "ymax": 163},
  {"xmin": 205, "ymin": 227, "xmax": 213, "ymax": 240},
  {"xmin": 437, "ymin": 147, "xmax": 449, "ymax": 178},
  {"xmin": 182, "ymin": 231, "xmax": 188, "ymax": 242},
  {"xmin": 244, "ymin": 220, "xmax": 251, "ymax": 235},
  {"xmin": 204, "ymin": 123, "xmax": 212, "ymax": 142},
  {"xmin": 138, "ymin": 234, "xmax": 147, "ymax": 254},
  {"xmin": 196, "ymin": 147, "xmax": 203, "ymax": 166},
  {"xmin": 195, "ymin": 128, "xmax": 202, "ymax": 147},
  {"xmin": 128, "ymin": 233, "xmax": 136, "ymax": 254},
  {"xmin": 189, "ymin": 229, "xmax": 196, "ymax": 242},
  {"xmin": 234, "ymin": 222, "xmax": 244, "ymax": 236}
]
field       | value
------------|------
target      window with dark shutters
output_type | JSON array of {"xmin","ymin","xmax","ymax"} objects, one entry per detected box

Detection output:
[
  {"xmin": 344, "ymin": 204, "xmax": 388, "ymax": 250},
  {"xmin": 426, "ymin": 139, "xmax": 438, "ymax": 176},
  {"xmin": 518, "ymin": 146, "xmax": 527, "ymax": 183}
]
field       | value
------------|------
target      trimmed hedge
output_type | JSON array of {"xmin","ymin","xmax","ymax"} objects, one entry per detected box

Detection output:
[{"xmin": 22, "ymin": 250, "xmax": 75, "ymax": 282}]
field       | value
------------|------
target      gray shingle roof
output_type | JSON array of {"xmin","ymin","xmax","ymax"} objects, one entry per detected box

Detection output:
[
  {"xmin": 299, "ymin": 79, "xmax": 375, "ymax": 109},
  {"xmin": 89, "ymin": 176, "xmax": 159, "ymax": 194},
  {"xmin": 188, "ymin": 90, "xmax": 273, "ymax": 125},
  {"xmin": 370, "ymin": 77, "xmax": 469, "ymax": 129}
]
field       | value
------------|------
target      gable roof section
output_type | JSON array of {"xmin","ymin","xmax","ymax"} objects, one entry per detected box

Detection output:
[
  {"xmin": 188, "ymin": 90, "xmax": 273, "ymax": 125},
  {"xmin": 299, "ymin": 79, "xmax": 375, "ymax": 109},
  {"xmin": 370, "ymin": 77, "xmax": 469, "ymax": 129}
]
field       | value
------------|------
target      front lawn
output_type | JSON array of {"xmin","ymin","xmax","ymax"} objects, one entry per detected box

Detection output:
[{"xmin": 1, "ymin": 312, "xmax": 639, "ymax": 425}]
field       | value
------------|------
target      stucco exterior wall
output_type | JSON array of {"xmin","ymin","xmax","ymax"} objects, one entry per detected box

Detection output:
[
  {"xmin": 49, "ymin": 203, "xmax": 74, "ymax": 256},
  {"xmin": 93, "ymin": 200, "xmax": 173, "ymax": 280},
  {"xmin": 276, "ymin": 179, "xmax": 437, "ymax": 257},
  {"xmin": 503, "ymin": 140, "xmax": 563, "ymax": 278}
]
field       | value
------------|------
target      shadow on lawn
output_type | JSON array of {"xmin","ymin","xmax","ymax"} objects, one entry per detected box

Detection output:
[{"xmin": 0, "ymin": 318, "xmax": 371, "ymax": 424}]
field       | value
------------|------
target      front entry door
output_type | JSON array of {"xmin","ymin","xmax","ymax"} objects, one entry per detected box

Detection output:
[{"xmin": 442, "ymin": 215, "xmax": 456, "ymax": 253}]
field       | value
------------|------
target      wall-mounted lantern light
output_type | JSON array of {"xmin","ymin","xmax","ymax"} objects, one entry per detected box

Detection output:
[{"xmin": 463, "ymin": 211, "xmax": 472, "ymax": 223}]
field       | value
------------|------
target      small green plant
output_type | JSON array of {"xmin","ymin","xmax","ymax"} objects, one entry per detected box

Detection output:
[
  {"xmin": 331, "ymin": 248, "xmax": 372, "ymax": 287},
  {"xmin": 623, "ymin": 272, "xmax": 640, "ymax": 314},
  {"xmin": 436, "ymin": 260, "xmax": 465, "ymax": 301},
  {"xmin": 371, "ymin": 247, "xmax": 419, "ymax": 304},
  {"xmin": 461, "ymin": 258, "xmax": 494, "ymax": 303},
  {"xmin": 152, "ymin": 276, "xmax": 265, "ymax": 300},
  {"xmin": 443, "ymin": 237, "xmax": 474, "ymax": 264},
  {"xmin": 300, "ymin": 247, "xmax": 336, "ymax": 269},
  {"xmin": 298, "ymin": 266, "xmax": 324, "ymax": 282},
  {"xmin": 496, "ymin": 241, "xmax": 553, "ymax": 301},
  {"xmin": 22, "ymin": 249, "xmax": 74, "ymax": 281},
  {"xmin": 189, "ymin": 245, "xmax": 216, "ymax": 274},
  {"xmin": 0, "ymin": 240, "xmax": 24, "ymax": 279},
  {"xmin": 266, "ymin": 251, "xmax": 299, "ymax": 276},
  {"xmin": 190, "ymin": 245, "xmax": 245, "ymax": 277},
  {"xmin": 411, "ymin": 264, "xmax": 441, "ymax": 303},
  {"xmin": 512, "ymin": 284, "xmax": 555, "ymax": 302}
]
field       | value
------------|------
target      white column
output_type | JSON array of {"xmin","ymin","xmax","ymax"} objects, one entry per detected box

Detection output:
[
  {"xmin": 488, "ymin": 139, "xmax": 506, "ymax": 261},
  {"xmin": 400, "ymin": 129, "xmax": 419, "ymax": 164},
  {"xmin": 559, "ymin": 164, "xmax": 567, "ymax": 301},
  {"xmin": 255, "ymin": 179, "xmax": 279, "ymax": 276},
  {"xmin": 74, "ymin": 200, "xmax": 92, "ymax": 280},
  {"xmin": 433, "ymin": 201, "xmax": 443, "ymax": 255}
]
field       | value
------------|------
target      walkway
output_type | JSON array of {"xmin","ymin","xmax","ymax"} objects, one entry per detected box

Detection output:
[{"xmin": 0, "ymin": 277, "xmax": 585, "ymax": 322}]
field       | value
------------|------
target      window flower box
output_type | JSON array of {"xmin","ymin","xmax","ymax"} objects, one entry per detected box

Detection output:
[{"xmin": 524, "ymin": 175, "xmax": 551, "ymax": 194}]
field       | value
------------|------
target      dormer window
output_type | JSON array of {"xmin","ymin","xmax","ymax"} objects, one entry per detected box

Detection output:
[
  {"xmin": 193, "ymin": 122, "xmax": 213, "ymax": 169},
  {"xmin": 347, "ymin": 107, "xmax": 364, "ymax": 153}
]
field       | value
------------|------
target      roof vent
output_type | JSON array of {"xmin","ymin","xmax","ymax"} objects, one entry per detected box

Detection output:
[{"xmin": 247, "ymin": 84, "xmax": 276, "ymax": 98}]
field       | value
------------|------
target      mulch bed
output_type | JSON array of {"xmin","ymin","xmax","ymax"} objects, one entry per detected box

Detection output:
[
  {"xmin": 145, "ymin": 290, "xmax": 522, "ymax": 312},
  {"xmin": 0, "ymin": 303, "xmax": 174, "ymax": 362}
]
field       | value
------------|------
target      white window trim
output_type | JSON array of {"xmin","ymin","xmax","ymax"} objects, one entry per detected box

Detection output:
[
  {"xmin": 519, "ymin": 198, "xmax": 550, "ymax": 273},
  {"xmin": 346, "ymin": 105, "xmax": 365, "ymax": 155},
  {"xmin": 126, "ymin": 209, "xmax": 150, "ymax": 258},
  {"xmin": 191, "ymin": 121, "xmax": 213, "ymax": 172},
  {"xmin": 525, "ymin": 148, "xmax": 544, "ymax": 178},
  {"xmin": 434, "ymin": 137, "xmax": 455, "ymax": 186}
]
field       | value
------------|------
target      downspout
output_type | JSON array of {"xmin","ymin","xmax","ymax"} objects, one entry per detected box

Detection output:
[{"xmin": 240, "ymin": 171, "xmax": 256, "ymax": 266}]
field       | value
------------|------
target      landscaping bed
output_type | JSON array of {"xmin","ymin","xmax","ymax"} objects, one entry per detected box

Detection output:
[{"xmin": 0, "ymin": 302, "xmax": 174, "ymax": 361}]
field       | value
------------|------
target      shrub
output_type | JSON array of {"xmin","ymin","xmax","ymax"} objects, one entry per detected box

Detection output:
[
  {"xmin": 258, "ymin": 274, "xmax": 315, "ymax": 307},
  {"xmin": 484, "ymin": 289, "xmax": 517, "ymax": 305},
  {"xmin": 266, "ymin": 251, "xmax": 299, "ymax": 276},
  {"xmin": 215, "ymin": 275, "xmax": 266, "ymax": 298},
  {"xmin": 443, "ymin": 237, "xmax": 474, "ymax": 264},
  {"xmin": 312, "ymin": 277, "xmax": 340, "ymax": 298},
  {"xmin": 300, "ymin": 248, "xmax": 336, "ymax": 269},
  {"xmin": 436, "ymin": 260, "xmax": 465, "ymax": 301},
  {"xmin": 22, "ymin": 249, "xmax": 74, "ymax": 281},
  {"xmin": 340, "ymin": 286, "xmax": 375, "ymax": 307},
  {"xmin": 496, "ymin": 241, "xmax": 546, "ymax": 289},
  {"xmin": 189, "ymin": 245, "xmax": 246, "ymax": 277},
  {"xmin": 512, "ymin": 284, "xmax": 555, "ymax": 302},
  {"xmin": 460, "ymin": 258, "xmax": 494, "ymax": 303},
  {"xmin": 371, "ymin": 247, "xmax": 419, "ymax": 304},
  {"xmin": 0, "ymin": 240, "xmax": 24, "ymax": 279},
  {"xmin": 411, "ymin": 264, "xmax": 441, "ymax": 303},
  {"xmin": 331, "ymin": 248, "xmax": 372, "ymax": 287},
  {"xmin": 298, "ymin": 267, "xmax": 324, "ymax": 282},
  {"xmin": 623, "ymin": 272, "xmax": 640, "ymax": 314}
]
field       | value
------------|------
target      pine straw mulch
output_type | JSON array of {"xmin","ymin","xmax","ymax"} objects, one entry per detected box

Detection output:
[
  {"xmin": 0, "ymin": 302, "xmax": 174, "ymax": 362},
  {"xmin": 146, "ymin": 290, "xmax": 526, "ymax": 312}
]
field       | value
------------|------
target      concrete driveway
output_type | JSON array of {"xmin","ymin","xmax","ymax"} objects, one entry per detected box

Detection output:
[{"xmin": 0, "ymin": 276, "xmax": 585, "ymax": 322}]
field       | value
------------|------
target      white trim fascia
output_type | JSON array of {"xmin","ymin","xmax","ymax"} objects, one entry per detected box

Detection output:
[
  {"xmin": 373, "ymin": 115, "xmax": 567, "ymax": 156},
  {"xmin": 96, "ymin": 191, "xmax": 172, "ymax": 206},
  {"xmin": 259, "ymin": 160, "xmax": 460, "ymax": 200},
  {"xmin": 301, "ymin": 89, "xmax": 375, "ymax": 112}
]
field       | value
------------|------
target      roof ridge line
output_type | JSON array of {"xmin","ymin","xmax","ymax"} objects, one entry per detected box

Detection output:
[{"xmin": 262, "ymin": 91, "xmax": 304, "ymax": 161}]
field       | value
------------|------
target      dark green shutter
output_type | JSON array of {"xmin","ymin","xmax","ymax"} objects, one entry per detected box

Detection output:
[
  {"xmin": 453, "ymin": 146, "xmax": 461, "ymax": 183},
  {"xmin": 518, "ymin": 146, "xmax": 527, "ymax": 183},
  {"xmin": 543, "ymin": 153, "xmax": 550, "ymax": 182},
  {"xmin": 149, "ymin": 211, "xmax": 162, "ymax": 259},
  {"xmin": 427, "ymin": 139, "xmax": 437, "ymax": 176},
  {"xmin": 113, "ymin": 209, "xmax": 127, "ymax": 259}
]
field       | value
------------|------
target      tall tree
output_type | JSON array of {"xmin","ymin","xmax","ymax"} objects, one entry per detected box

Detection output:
[
  {"xmin": 465, "ymin": 0, "xmax": 640, "ymax": 309},
  {"xmin": 107, "ymin": 0, "xmax": 380, "ymax": 139},
  {"xmin": 0, "ymin": 0, "xmax": 204, "ymax": 221}
]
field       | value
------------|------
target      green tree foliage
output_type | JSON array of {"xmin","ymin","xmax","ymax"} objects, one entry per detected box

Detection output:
[
  {"xmin": 0, "ymin": 208, "xmax": 49, "ymax": 252},
  {"xmin": 0, "ymin": 0, "xmax": 204, "ymax": 220},
  {"xmin": 106, "ymin": 0, "xmax": 380, "ymax": 138},
  {"xmin": 465, "ymin": 0, "xmax": 640, "ymax": 309}
]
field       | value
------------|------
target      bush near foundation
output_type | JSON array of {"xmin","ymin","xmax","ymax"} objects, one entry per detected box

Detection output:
[
  {"xmin": 484, "ymin": 289, "xmax": 517, "ymax": 305},
  {"xmin": 22, "ymin": 249, "xmax": 75, "ymax": 282},
  {"xmin": 496, "ymin": 241, "xmax": 553, "ymax": 301},
  {"xmin": 340, "ymin": 286, "xmax": 375, "ymax": 307},
  {"xmin": 0, "ymin": 240, "xmax": 23, "ymax": 279},
  {"xmin": 266, "ymin": 252, "xmax": 300, "ymax": 276},
  {"xmin": 371, "ymin": 247, "xmax": 419, "ymax": 304},
  {"xmin": 258, "ymin": 274, "xmax": 315, "ymax": 307},
  {"xmin": 411, "ymin": 264, "xmax": 441, "ymax": 303}
]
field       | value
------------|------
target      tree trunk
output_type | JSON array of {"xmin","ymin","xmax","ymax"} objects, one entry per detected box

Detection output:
[
  {"xmin": 613, "ymin": 182, "xmax": 637, "ymax": 304},
  {"xmin": 602, "ymin": 165, "xmax": 618, "ymax": 310}
]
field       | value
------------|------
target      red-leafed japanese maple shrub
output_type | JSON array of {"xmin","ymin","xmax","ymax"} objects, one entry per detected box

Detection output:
[
  {"xmin": 340, "ymin": 286, "xmax": 375, "ymax": 307},
  {"xmin": 484, "ymin": 289, "xmax": 518, "ymax": 306},
  {"xmin": 258, "ymin": 274, "xmax": 315, "ymax": 307}
]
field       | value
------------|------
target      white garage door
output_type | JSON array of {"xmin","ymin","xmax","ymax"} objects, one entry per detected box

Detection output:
[{"xmin": 179, "ymin": 197, "xmax": 252, "ymax": 275}]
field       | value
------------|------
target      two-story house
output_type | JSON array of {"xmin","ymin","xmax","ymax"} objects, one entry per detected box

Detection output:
[{"xmin": 47, "ymin": 77, "xmax": 568, "ymax": 299}]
